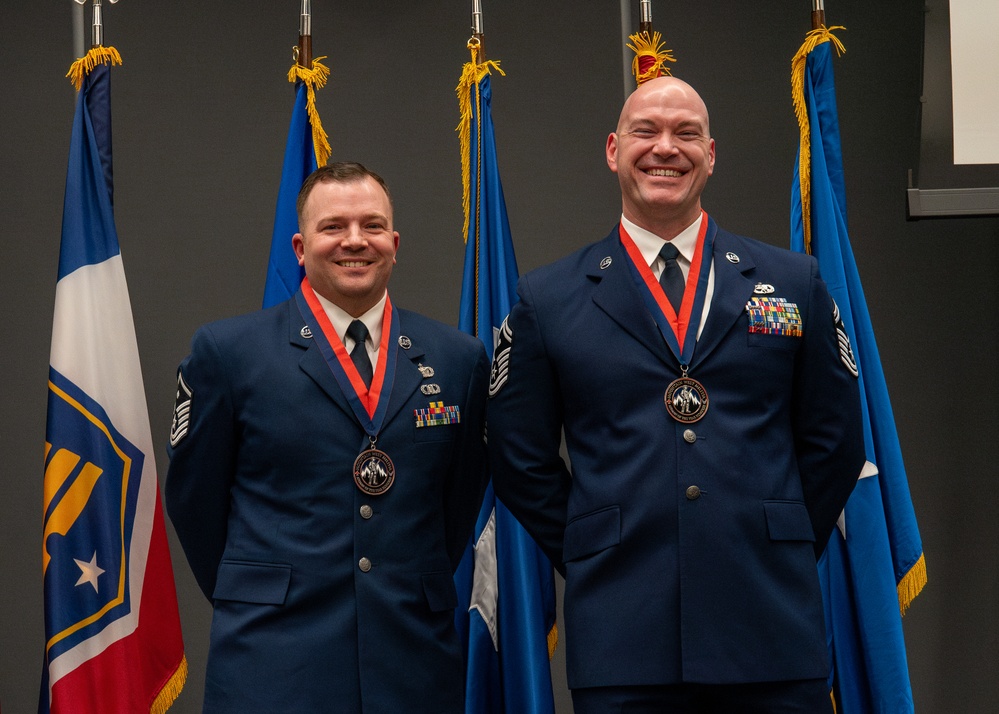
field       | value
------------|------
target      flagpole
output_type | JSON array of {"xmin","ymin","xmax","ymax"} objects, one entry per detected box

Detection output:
[
  {"xmin": 298, "ymin": 0, "xmax": 312, "ymax": 68},
  {"xmin": 812, "ymin": 0, "xmax": 825, "ymax": 29},
  {"xmin": 639, "ymin": 0, "xmax": 653, "ymax": 33},
  {"xmin": 620, "ymin": 1, "xmax": 632, "ymax": 99},
  {"xmin": 90, "ymin": 0, "xmax": 119, "ymax": 47},
  {"xmin": 72, "ymin": 1, "xmax": 86, "ymax": 61},
  {"xmin": 471, "ymin": 0, "xmax": 485, "ymax": 59}
]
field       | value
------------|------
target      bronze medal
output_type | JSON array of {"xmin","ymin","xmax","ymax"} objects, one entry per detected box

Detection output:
[
  {"xmin": 353, "ymin": 448, "xmax": 396, "ymax": 495},
  {"xmin": 664, "ymin": 376, "xmax": 709, "ymax": 423}
]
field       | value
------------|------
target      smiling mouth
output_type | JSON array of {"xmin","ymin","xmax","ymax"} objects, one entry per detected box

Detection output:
[
  {"xmin": 337, "ymin": 260, "xmax": 372, "ymax": 268},
  {"xmin": 645, "ymin": 168, "xmax": 683, "ymax": 177}
]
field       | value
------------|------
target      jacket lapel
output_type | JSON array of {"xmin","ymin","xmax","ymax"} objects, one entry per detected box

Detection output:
[
  {"xmin": 289, "ymin": 301, "xmax": 358, "ymax": 420},
  {"xmin": 383, "ymin": 312, "xmax": 423, "ymax": 428},
  {"xmin": 690, "ymin": 227, "xmax": 757, "ymax": 368},
  {"xmin": 589, "ymin": 230, "xmax": 673, "ymax": 367}
]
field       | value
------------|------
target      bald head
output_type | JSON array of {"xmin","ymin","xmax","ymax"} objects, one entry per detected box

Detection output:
[
  {"xmin": 607, "ymin": 76, "xmax": 715, "ymax": 238},
  {"xmin": 617, "ymin": 76, "xmax": 711, "ymax": 137}
]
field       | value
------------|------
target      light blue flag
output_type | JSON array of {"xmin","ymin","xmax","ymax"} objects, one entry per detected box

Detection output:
[
  {"xmin": 790, "ymin": 30, "xmax": 925, "ymax": 713},
  {"xmin": 455, "ymin": 64, "xmax": 557, "ymax": 714},
  {"xmin": 263, "ymin": 81, "xmax": 317, "ymax": 308}
]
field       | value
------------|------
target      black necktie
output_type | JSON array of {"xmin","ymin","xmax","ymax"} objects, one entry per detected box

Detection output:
[
  {"xmin": 345, "ymin": 319, "xmax": 373, "ymax": 387},
  {"xmin": 658, "ymin": 242, "xmax": 685, "ymax": 312}
]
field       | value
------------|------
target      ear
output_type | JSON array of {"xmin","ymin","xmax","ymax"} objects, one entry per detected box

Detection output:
[
  {"xmin": 392, "ymin": 231, "xmax": 400, "ymax": 264},
  {"xmin": 292, "ymin": 233, "xmax": 306, "ymax": 266},
  {"xmin": 707, "ymin": 138, "xmax": 716, "ymax": 176},
  {"xmin": 606, "ymin": 132, "xmax": 619, "ymax": 173}
]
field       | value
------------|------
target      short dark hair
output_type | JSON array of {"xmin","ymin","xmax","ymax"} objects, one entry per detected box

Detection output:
[{"xmin": 296, "ymin": 161, "xmax": 393, "ymax": 226}]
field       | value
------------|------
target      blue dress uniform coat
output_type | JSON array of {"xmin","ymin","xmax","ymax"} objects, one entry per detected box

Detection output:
[
  {"xmin": 488, "ymin": 220, "xmax": 865, "ymax": 690},
  {"xmin": 165, "ymin": 296, "xmax": 489, "ymax": 713}
]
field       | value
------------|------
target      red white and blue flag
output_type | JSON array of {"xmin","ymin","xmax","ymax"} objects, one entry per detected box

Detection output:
[{"xmin": 41, "ymin": 51, "xmax": 186, "ymax": 714}]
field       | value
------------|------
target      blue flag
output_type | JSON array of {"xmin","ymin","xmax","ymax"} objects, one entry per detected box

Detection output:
[
  {"xmin": 455, "ymin": 61, "xmax": 558, "ymax": 714},
  {"xmin": 42, "ymin": 52, "xmax": 186, "ymax": 713},
  {"xmin": 264, "ymin": 59, "xmax": 330, "ymax": 308},
  {"xmin": 263, "ymin": 81, "xmax": 317, "ymax": 308},
  {"xmin": 790, "ymin": 30, "xmax": 925, "ymax": 713}
]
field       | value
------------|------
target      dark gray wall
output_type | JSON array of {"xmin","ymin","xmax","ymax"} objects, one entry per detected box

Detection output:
[{"xmin": 3, "ymin": 2, "xmax": 996, "ymax": 713}]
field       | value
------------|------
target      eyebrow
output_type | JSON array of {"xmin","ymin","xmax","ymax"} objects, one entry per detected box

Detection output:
[{"xmin": 316, "ymin": 212, "xmax": 389, "ymax": 223}]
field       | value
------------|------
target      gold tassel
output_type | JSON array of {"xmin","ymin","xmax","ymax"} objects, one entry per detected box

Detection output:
[
  {"xmin": 66, "ymin": 46, "xmax": 123, "ymax": 91},
  {"xmin": 287, "ymin": 57, "xmax": 332, "ymax": 169},
  {"xmin": 150, "ymin": 655, "xmax": 188, "ymax": 714},
  {"xmin": 546, "ymin": 622, "xmax": 559, "ymax": 660},
  {"xmin": 790, "ymin": 25, "xmax": 845, "ymax": 254},
  {"xmin": 627, "ymin": 31, "xmax": 676, "ymax": 86},
  {"xmin": 898, "ymin": 552, "xmax": 927, "ymax": 616},
  {"xmin": 455, "ymin": 39, "xmax": 505, "ymax": 244}
]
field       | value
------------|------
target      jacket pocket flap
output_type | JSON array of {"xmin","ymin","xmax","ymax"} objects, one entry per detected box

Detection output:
[
  {"xmin": 212, "ymin": 560, "xmax": 292, "ymax": 604},
  {"xmin": 422, "ymin": 570, "xmax": 459, "ymax": 612},
  {"xmin": 563, "ymin": 506, "xmax": 621, "ymax": 562},
  {"xmin": 763, "ymin": 501, "xmax": 815, "ymax": 542}
]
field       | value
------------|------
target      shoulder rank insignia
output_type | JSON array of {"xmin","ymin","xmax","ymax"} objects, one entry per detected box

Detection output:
[
  {"xmin": 832, "ymin": 299, "xmax": 859, "ymax": 377},
  {"xmin": 414, "ymin": 401, "xmax": 461, "ymax": 428},
  {"xmin": 745, "ymin": 297, "xmax": 803, "ymax": 337},
  {"xmin": 169, "ymin": 371, "xmax": 193, "ymax": 447}
]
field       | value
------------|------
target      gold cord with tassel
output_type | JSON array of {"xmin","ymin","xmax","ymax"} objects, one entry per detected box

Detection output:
[
  {"xmin": 287, "ymin": 57, "xmax": 332, "ymax": 168},
  {"xmin": 456, "ymin": 39, "xmax": 504, "ymax": 244},
  {"xmin": 790, "ymin": 25, "xmax": 845, "ymax": 254}
]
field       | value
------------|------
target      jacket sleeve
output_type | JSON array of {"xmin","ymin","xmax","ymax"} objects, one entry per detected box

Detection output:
[
  {"xmin": 792, "ymin": 258, "xmax": 867, "ymax": 556},
  {"xmin": 164, "ymin": 325, "xmax": 238, "ymax": 600},
  {"xmin": 487, "ymin": 277, "xmax": 573, "ymax": 574}
]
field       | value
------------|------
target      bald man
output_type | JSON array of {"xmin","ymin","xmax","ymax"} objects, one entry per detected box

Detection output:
[{"xmin": 487, "ymin": 77, "xmax": 865, "ymax": 713}]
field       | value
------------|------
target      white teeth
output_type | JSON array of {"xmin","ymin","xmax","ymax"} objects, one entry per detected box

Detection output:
[
  {"xmin": 647, "ymin": 168, "xmax": 681, "ymax": 177},
  {"xmin": 339, "ymin": 261, "xmax": 368, "ymax": 267}
]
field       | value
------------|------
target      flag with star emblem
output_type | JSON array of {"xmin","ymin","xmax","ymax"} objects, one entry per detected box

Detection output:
[
  {"xmin": 454, "ymin": 49, "xmax": 557, "ymax": 714},
  {"xmin": 42, "ymin": 50, "xmax": 186, "ymax": 713},
  {"xmin": 790, "ymin": 27, "xmax": 924, "ymax": 713}
]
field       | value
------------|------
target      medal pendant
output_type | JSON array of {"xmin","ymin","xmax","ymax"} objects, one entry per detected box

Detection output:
[
  {"xmin": 353, "ymin": 448, "xmax": 396, "ymax": 495},
  {"xmin": 664, "ymin": 376, "xmax": 709, "ymax": 423}
]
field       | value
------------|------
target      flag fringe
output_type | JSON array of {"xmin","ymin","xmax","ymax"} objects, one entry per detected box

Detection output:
[
  {"xmin": 627, "ymin": 31, "xmax": 676, "ymax": 86},
  {"xmin": 547, "ymin": 622, "xmax": 559, "ymax": 660},
  {"xmin": 150, "ymin": 655, "xmax": 188, "ymax": 714},
  {"xmin": 67, "ymin": 46, "xmax": 123, "ymax": 91},
  {"xmin": 791, "ymin": 25, "xmax": 845, "ymax": 254},
  {"xmin": 898, "ymin": 552, "xmax": 927, "ymax": 616},
  {"xmin": 287, "ymin": 58, "xmax": 332, "ymax": 169},
  {"xmin": 456, "ymin": 42, "xmax": 505, "ymax": 245}
]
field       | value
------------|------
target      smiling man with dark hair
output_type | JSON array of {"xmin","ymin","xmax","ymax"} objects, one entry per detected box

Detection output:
[{"xmin": 166, "ymin": 161, "xmax": 489, "ymax": 713}]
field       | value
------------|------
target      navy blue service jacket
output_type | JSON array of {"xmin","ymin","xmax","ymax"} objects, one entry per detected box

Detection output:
[
  {"xmin": 166, "ymin": 295, "xmax": 488, "ymax": 713},
  {"xmin": 488, "ymin": 220, "xmax": 865, "ymax": 690}
]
